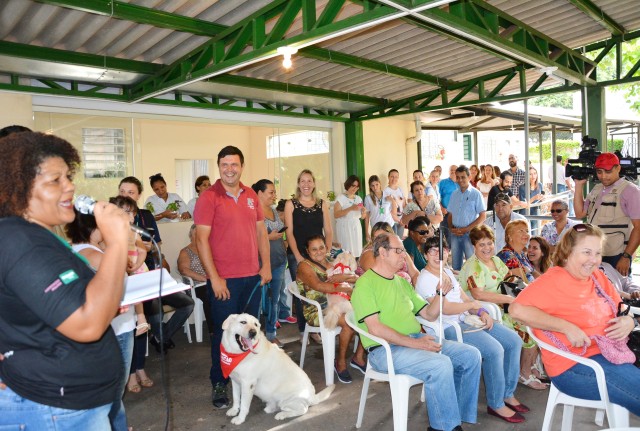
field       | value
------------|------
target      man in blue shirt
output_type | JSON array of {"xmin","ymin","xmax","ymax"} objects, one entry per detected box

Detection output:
[
  {"xmin": 438, "ymin": 165, "xmax": 459, "ymax": 245},
  {"xmin": 447, "ymin": 165, "xmax": 486, "ymax": 270}
]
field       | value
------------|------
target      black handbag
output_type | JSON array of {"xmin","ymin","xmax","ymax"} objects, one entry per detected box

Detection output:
[{"xmin": 498, "ymin": 275, "xmax": 526, "ymax": 313}]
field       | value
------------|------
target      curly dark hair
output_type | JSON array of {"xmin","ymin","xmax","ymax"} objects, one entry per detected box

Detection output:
[{"xmin": 0, "ymin": 132, "xmax": 80, "ymax": 217}]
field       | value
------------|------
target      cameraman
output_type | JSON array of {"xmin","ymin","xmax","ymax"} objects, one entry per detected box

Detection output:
[{"xmin": 573, "ymin": 153, "xmax": 640, "ymax": 276}]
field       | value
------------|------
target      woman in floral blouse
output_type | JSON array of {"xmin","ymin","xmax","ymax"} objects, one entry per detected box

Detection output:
[
  {"xmin": 540, "ymin": 200, "xmax": 577, "ymax": 250},
  {"xmin": 460, "ymin": 225, "xmax": 547, "ymax": 390},
  {"xmin": 497, "ymin": 220, "xmax": 537, "ymax": 282}
]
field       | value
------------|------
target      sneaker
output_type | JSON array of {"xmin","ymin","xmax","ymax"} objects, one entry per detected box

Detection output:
[
  {"xmin": 349, "ymin": 359, "xmax": 367, "ymax": 375},
  {"xmin": 211, "ymin": 383, "xmax": 229, "ymax": 409},
  {"xmin": 334, "ymin": 362, "xmax": 352, "ymax": 384},
  {"xmin": 276, "ymin": 321, "xmax": 281, "ymax": 329},
  {"xmin": 278, "ymin": 316, "xmax": 297, "ymax": 324}
]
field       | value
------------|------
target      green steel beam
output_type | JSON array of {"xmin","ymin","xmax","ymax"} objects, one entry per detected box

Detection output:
[
  {"xmin": 583, "ymin": 29, "xmax": 640, "ymax": 53},
  {"xmin": 300, "ymin": 46, "xmax": 451, "ymax": 85},
  {"xmin": 0, "ymin": 72, "xmax": 350, "ymax": 121},
  {"xmin": 377, "ymin": 0, "xmax": 597, "ymax": 85},
  {"xmin": 209, "ymin": 75, "xmax": 384, "ymax": 105},
  {"xmin": 0, "ymin": 40, "xmax": 162, "ymax": 75},
  {"xmin": 33, "ymin": 0, "xmax": 227, "ymax": 36},
  {"xmin": 128, "ymin": 1, "xmax": 412, "ymax": 101},
  {"xmin": 565, "ymin": 0, "xmax": 624, "ymax": 36},
  {"xmin": 351, "ymin": 66, "xmax": 580, "ymax": 120}
]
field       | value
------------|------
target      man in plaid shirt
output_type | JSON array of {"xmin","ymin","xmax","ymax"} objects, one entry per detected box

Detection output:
[{"xmin": 507, "ymin": 154, "xmax": 526, "ymax": 199}]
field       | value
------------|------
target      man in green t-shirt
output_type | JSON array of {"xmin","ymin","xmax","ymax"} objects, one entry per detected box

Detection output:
[{"xmin": 351, "ymin": 233, "xmax": 481, "ymax": 431}]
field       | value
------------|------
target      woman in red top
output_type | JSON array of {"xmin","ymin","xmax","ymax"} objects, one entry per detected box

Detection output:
[{"xmin": 511, "ymin": 224, "xmax": 640, "ymax": 415}]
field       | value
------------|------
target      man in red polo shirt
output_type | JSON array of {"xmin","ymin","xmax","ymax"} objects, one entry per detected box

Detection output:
[{"xmin": 194, "ymin": 145, "xmax": 271, "ymax": 409}]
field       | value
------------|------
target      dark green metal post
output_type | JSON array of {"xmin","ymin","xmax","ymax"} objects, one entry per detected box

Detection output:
[{"xmin": 345, "ymin": 120, "xmax": 365, "ymax": 198}]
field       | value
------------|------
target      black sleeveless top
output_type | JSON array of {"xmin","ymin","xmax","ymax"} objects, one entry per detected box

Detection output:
[{"xmin": 290, "ymin": 198, "xmax": 324, "ymax": 258}]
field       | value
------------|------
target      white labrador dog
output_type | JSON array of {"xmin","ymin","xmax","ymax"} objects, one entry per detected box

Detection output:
[{"xmin": 221, "ymin": 313, "xmax": 335, "ymax": 425}]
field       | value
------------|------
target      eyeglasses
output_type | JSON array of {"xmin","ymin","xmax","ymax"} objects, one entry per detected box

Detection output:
[
  {"xmin": 572, "ymin": 223, "xmax": 589, "ymax": 232},
  {"xmin": 413, "ymin": 229, "xmax": 431, "ymax": 235},
  {"xmin": 385, "ymin": 247, "xmax": 406, "ymax": 254},
  {"xmin": 550, "ymin": 209, "xmax": 566, "ymax": 213}
]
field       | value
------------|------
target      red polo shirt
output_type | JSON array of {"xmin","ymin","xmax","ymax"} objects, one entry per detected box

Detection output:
[{"xmin": 193, "ymin": 180, "xmax": 263, "ymax": 279}]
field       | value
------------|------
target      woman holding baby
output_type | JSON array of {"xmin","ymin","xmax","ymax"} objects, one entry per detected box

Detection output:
[{"xmin": 296, "ymin": 235, "xmax": 367, "ymax": 384}]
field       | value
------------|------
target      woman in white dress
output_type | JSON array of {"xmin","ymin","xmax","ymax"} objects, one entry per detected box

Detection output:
[{"xmin": 334, "ymin": 175, "xmax": 365, "ymax": 257}]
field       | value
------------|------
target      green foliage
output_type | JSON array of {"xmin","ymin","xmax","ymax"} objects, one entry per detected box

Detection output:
[
  {"xmin": 528, "ymin": 139, "xmax": 625, "ymax": 163},
  {"xmin": 586, "ymin": 38, "xmax": 640, "ymax": 114},
  {"xmin": 528, "ymin": 93, "xmax": 574, "ymax": 109}
]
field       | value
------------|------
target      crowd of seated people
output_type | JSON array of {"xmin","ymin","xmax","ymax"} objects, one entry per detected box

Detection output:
[{"xmin": 4, "ymin": 124, "xmax": 639, "ymax": 431}]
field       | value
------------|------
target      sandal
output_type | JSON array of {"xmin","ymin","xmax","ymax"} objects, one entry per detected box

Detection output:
[
  {"xmin": 136, "ymin": 371, "xmax": 154, "ymax": 388},
  {"xmin": 127, "ymin": 380, "xmax": 141, "ymax": 393},
  {"xmin": 531, "ymin": 362, "xmax": 550, "ymax": 384},
  {"xmin": 309, "ymin": 333, "xmax": 323, "ymax": 345},
  {"xmin": 135, "ymin": 322, "xmax": 151, "ymax": 336},
  {"xmin": 518, "ymin": 374, "xmax": 548, "ymax": 390}
]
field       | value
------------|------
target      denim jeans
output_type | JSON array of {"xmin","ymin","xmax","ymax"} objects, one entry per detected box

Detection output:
[
  {"xmin": 110, "ymin": 330, "xmax": 134, "ymax": 431},
  {"xmin": 208, "ymin": 274, "xmax": 262, "ymax": 386},
  {"xmin": 147, "ymin": 291, "xmax": 195, "ymax": 343},
  {"xmin": 129, "ymin": 332, "xmax": 147, "ymax": 373},
  {"xmin": 265, "ymin": 263, "xmax": 286, "ymax": 340},
  {"xmin": 0, "ymin": 384, "xmax": 111, "ymax": 431},
  {"xmin": 368, "ymin": 333, "xmax": 481, "ymax": 431},
  {"xmin": 445, "ymin": 322, "xmax": 521, "ymax": 410},
  {"xmin": 551, "ymin": 354, "xmax": 640, "ymax": 416},
  {"xmin": 287, "ymin": 253, "xmax": 306, "ymax": 333},
  {"xmin": 450, "ymin": 232, "xmax": 474, "ymax": 270}
]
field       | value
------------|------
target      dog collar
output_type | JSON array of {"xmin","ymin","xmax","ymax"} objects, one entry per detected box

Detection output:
[{"xmin": 220, "ymin": 343, "xmax": 258, "ymax": 378}]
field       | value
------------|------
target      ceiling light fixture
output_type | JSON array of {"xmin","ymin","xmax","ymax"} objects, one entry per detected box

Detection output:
[{"xmin": 277, "ymin": 46, "xmax": 298, "ymax": 69}]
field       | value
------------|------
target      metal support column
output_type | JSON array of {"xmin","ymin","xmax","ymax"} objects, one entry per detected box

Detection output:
[
  {"xmin": 473, "ymin": 131, "xmax": 479, "ymax": 166},
  {"xmin": 586, "ymin": 86, "xmax": 606, "ymax": 149},
  {"xmin": 345, "ymin": 120, "xmax": 365, "ymax": 198},
  {"xmin": 551, "ymin": 125, "xmax": 557, "ymax": 193},
  {"xmin": 538, "ymin": 131, "xmax": 543, "ymax": 185},
  {"xmin": 524, "ymin": 100, "xmax": 530, "ymax": 216}
]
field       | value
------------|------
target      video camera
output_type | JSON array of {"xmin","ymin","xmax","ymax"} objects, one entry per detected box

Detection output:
[{"xmin": 565, "ymin": 136, "xmax": 640, "ymax": 180}]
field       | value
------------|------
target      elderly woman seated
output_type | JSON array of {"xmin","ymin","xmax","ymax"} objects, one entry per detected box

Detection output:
[
  {"xmin": 296, "ymin": 235, "xmax": 366, "ymax": 383},
  {"xmin": 459, "ymin": 225, "xmax": 547, "ymax": 390},
  {"xmin": 541, "ymin": 199, "xmax": 577, "ymax": 251},
  {"xmin": 177, "ymin": 223, "xmax": 213, "ymax": 338},
  {"xmin": 511, "ymin": 224, "xmax": 640, "ymax": 415}
]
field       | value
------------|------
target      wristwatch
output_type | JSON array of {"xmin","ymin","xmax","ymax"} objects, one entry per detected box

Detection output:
[{"xmin": 622, "ymin": 252, "xmax": 633, "ymax": 260}]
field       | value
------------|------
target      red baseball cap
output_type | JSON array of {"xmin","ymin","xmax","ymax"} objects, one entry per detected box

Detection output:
[{"xmin": 595, "ymin": 153, "xmax": 620, "ymax": 170}]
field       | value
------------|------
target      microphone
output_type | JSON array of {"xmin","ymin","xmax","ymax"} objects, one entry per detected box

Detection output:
[{"xmin": 74, "ymin": 195, "xmax": 153, "ymax": 239}]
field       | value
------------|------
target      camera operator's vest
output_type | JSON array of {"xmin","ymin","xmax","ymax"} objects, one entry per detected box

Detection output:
[{"xmin": 586, "ymin": 179, "xmax": 632, "ymax": 257}]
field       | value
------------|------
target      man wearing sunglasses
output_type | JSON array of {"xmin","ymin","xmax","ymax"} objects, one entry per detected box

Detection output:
[
  {"xmin": 573, "ymin": 152, "xmax": 640, "ymax": 277},
  {"xmin": 484, "ymin": 192, "xmax": 529, "ymax": 253}
]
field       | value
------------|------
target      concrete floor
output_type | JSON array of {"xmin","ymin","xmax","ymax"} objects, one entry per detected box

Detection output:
[{"xmin": 124, "ymin": 322, "xmax": 640, "ymax": 431}]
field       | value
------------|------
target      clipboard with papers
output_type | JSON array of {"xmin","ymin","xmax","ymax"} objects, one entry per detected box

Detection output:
[{"xmin": 121, "ymin": 268, "xmax": 190, "ymax": 306}]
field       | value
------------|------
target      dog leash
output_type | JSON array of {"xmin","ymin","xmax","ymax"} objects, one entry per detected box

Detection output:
[{"xmin": 242, "ymin": 280, "xmax": 267, "ymax": 313}]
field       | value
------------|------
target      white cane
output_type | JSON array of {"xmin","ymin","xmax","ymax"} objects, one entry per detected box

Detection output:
[{"xmin": 438, "ymin": 228, "xmax": 444, "ymax": 350}]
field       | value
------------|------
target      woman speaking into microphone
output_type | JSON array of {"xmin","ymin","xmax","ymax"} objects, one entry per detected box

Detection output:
[{"xmin": 0, "ymin": 132, "xmax": 130, "ymax": 430}]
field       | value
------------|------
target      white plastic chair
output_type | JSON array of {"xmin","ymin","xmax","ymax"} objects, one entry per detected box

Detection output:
[
  {"xmin": 527, "ymin": 327, "xmax": 630, "ymax": 430},
  {"xmin": 287, "ymin": 281, "xmax": 341, "ymax": 386},
  {"xmin": 345, "ymin": 311, "xmax": 424, "ymax": 430},
  {"xmin": 182, "ymin": 276, "xmax": 207, "ymax": 343}
]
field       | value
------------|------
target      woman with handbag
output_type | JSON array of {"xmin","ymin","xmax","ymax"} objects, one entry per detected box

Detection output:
[
  {"xmin": 459, "ymin": 225, "xmax": 548, "ymax": 390},
  {"xmin": 416, "ymin": 236, "xmax": 527, "ymax": 423},
  {"xmin": 511, "ymin": 224, "xmax": 640, "ymax": 415}
]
